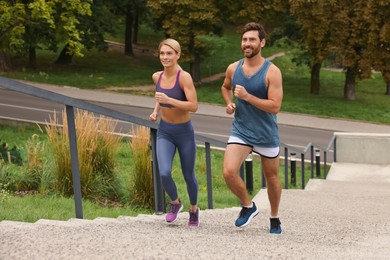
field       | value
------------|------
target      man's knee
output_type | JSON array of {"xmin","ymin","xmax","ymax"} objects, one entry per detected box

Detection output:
[{"xmin": 222, "ymin": 165, "xmax": 236, "ymax": 182}]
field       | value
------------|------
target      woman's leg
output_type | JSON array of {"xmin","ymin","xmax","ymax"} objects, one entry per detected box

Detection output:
[{"xmin": 156, "ymin": 136, "xmax": 178, "ymax": 201}]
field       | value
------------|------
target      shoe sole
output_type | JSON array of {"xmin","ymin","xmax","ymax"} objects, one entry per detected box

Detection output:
[
  {"xmin": 236, "ymin": 208, "xmax": 259, "ymax": 228},
  {"xmin": 166, "ymin": 204, "xmax": 184, "ymax": 223},
  {"xmin": 270, "ymin": 229, "xmax": 282, "ymax": 234}
]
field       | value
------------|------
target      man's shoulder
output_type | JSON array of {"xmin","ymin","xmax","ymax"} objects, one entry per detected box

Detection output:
[{"xmin": 227, "ymin": 60, "xmax": 241, "ymax": 72}]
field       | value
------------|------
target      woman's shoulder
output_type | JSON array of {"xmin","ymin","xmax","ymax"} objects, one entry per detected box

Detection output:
[
  {"xmin": 178, "ymin": 69, "xmax": 195, "ymax": 88},
  {"xmin": 152, "ymin": 71, "xmax": 163, "ymax": 83},
  {"xmin": 179, "ymin": 69, "xmax": 192, "ymax": 78}
]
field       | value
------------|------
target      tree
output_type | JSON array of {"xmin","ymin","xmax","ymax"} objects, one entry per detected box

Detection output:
[
  {"xmin": 289, "ymin": 0, "xmax": 337, "ymax": 95},
  {"xmin": 56, "ymin": 0, "xmax": 115, "ymax": 64},
  {"xmin": 110, "ymin": 0, "xmax": 148, "ymax": 56},
  {"xmin": 364, "ymin": 0, "xmax": 390, "ymax": 95},
  {"xmin": 0, "ymin": 2, "xmax": 26, "ymax": 71},
  {"xmin": 332, "ymin": 0, "xmax": 375, "ymax": 100},
  {"xmin": 0, "ymin": 0, "xmax": 92, "ymax": 70},
  {"xmin": 214, "ymin": 0, "xmax": 286, "ymax": 26},
  {"xmin": 148, "ymin": 0, "xmax": 221, "ymax": 83}
]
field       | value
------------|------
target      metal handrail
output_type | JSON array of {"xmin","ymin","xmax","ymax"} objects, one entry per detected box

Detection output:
[{"xmin": 0, "ymin": 76, "xmax": 226, "ymax": 217}]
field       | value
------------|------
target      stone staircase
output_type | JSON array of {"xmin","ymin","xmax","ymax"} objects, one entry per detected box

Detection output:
[{"xmin": 1, "ymin": 162, "xmax": 390, "ymax": 259}]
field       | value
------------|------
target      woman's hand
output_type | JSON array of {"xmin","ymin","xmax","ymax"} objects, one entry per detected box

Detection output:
[
  {"xmin": 149, "ymin": 111, "xmax": 158, "ymax": 121},
  {"xmin": 155, "ymin": 92, "xmax": 170, "ymax": 105}
]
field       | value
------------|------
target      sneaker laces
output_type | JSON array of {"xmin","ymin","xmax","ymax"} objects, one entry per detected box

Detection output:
[
  {"xmin": 189, "ymin": 210, "xmax": 198, "ymax": 222},
  {"xmin": 169, "ymin": 203, "xmax": 181, "ymax": 214},
  {"xmin": 238, "ymin": 207, "xmax": 251, "ymax": 218},
  {"xmin": 270, "ymin": 218, "xmax": 281, "ymax": 229}
]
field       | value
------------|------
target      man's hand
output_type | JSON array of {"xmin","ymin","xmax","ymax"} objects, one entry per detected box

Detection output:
[
  {"xmin": 234, "ymin": 84, "xmax": 249, "ymax": 101},
  {"xmin": 226, "ymin": 103, "xmax": 236, "ymax": 114}
]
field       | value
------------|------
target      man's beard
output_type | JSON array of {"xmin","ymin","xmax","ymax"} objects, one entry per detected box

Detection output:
[{"xmin": 243, "ymin": 45, "xmax": 260, "ymax": 58}]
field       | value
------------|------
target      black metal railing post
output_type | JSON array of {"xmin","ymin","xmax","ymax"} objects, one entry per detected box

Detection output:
[
  {"xmin": 261, "ymin": 165, "xmax": 266, "ymax": 188},
  {"xmin": 315, "ymin": 148, "xmax": 321, "ymax": 177},
  {"xmin": 301, "ymin": 153, "xmax": 305, "ymax": 189},
  {"xmin": 284, "ymin": 147, "xmax": 288, "ymax": 189},
  {"xmin": 205, "ymin": 142, "xmax": 213, "ymax": 209},
  {"xmin": 290, "ymin": 152, "xmax": 297, "ymax": 187},
  {"xmin": 150, "ymin": 128, "xmax": 165, "ymax": 214},
  {"xmin": 245, "ymin": 153, "xmax": 253, "ymax": 194},
  {"xmin": 65, "ymin": 105, "xmax": 83, "ymax": 219},
  {"xmin": 310, "ymin": 145, "xmax": 314, "ymax": 178}
]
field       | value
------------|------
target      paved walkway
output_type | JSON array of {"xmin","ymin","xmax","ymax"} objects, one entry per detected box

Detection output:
[
  {"xmin": 20, "ymin": 80, "xmax": 390, "ymax": 134},
  {"xmin": 1, "ymin": 82, "xmax": 390, "ymax": 259}
]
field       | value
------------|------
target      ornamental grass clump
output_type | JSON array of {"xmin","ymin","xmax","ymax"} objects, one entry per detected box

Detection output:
[
  {"xmin": 45, "ymin": 109, "xmax": 122, "ymax": 201},
  {"xmin": 129, "ymin": 125, "xmax": 154, "ymax": 209},
  {"xmin": 24, "ymin": 134, "xmax": 45, "ymax": 191}
]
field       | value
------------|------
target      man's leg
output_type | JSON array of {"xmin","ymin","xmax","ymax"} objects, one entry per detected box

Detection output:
[
  {"xmin": 261, "ymin": 156, "xmax": 282, "ymax": 217},
  {"xmin": 223, "ymin": 144, "xmax": 252, "ymax": 205}
]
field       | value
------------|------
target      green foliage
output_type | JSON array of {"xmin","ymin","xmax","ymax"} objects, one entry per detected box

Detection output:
[
  {"xmin": 0, "ymin": 164, "xmax": 37, "ymax": 192},
  {"xmin": 215, "ymin": 0, "xmax": 286, "ymax": 25},
  {"xmin": 0, "ymin": 140, "xmax": 23, "ymax": 165},
  {"xmin": 0, "ymin": 0, "xmax": 93, "ymax": 60},
  {"xmin": 147, "ymin": 0, "xmax": 222, "ymax": 79},
  {"xmin": 0, "ymin": 1, "xmax": 26, "ymax": 51},
  {"xmin": 289, "ymin": 0, "xmax": 390, "ymax": 98},
  {"xmin": 0, "ymin": 182, "xmax": 10, "ymax": 206}
]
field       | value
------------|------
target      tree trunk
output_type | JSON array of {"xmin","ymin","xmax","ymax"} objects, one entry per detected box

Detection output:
[
  {"xmin": 124, "ymin": 5, "xmax": 134, "ymax": 56},
  {"xmin": 344, "ymin": 68, "xmax": 356, "ymax": 100},
  {"xmin": 133, "ymin": 11, "xmax": 139, "ymax": 44},
  {"xmin": 28, "ymin": 47, "xmax": 37, "ymax": 69},
  {"xmin": 190, "ymin": 53, "xmax": 201, "ymax": 84},
  {"xmin": 188, "ymin": 34, "xmax": 201, "ymax": 84},
  {"xmin": 0, "ymin": 51, "xmax": 12, "ymax": 72},
  {"xmin": 386, "ymin": 81, "xmax": 390, "ymax": 95},
  {"xmin": 310, "ymin": 62, "xmax": 321, "ymax": 95},
  {"xmin": 56, "ymin": 44, "xmax": 73, "ymax": 65}
]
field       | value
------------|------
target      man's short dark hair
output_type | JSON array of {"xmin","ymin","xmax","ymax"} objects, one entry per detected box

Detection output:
[{"xmin": 242, "ymin": 22, "xmax": 266, "ymax": 41}]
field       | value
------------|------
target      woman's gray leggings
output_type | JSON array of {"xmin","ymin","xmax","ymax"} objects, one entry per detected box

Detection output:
[{"xmin": 156, "ymin": 119, "xmax": 198, "ymax": 205}]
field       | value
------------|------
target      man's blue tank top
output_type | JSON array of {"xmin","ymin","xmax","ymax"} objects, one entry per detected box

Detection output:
[
  {"xmin": 231, "ymin": 59, "xmax": 280, "ymax": 147},
  {"xmin": 156, "ymin": 70, "xmax": 186, "ymax": 108}
]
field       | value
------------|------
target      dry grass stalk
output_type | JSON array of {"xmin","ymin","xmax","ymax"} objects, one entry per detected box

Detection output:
[
  {"xmin": 130, "ymin": 125, "xmax": 154, "ymax": 209},
  {"xmin": 45, "ymin": 108, "xmax": 122, "ymax": 199}
]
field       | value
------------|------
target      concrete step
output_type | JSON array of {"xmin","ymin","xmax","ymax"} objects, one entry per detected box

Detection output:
[
  {"xmin": 2, "ymin": 162, "xmax": 390, "ymax": 259},
  {"xmin": 326, "ymin": 162, "xmax": 390, "ymax": 183},
  {"xmin": 305, "ymin": 178, "xmax": 390, "ymax": 195},
  {"xmin": 1, "ymin": 186, "xmax": 390, "ymax": 259}
]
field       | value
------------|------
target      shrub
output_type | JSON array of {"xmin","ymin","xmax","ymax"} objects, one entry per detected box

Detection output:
[
  {"xmin": 0, "ymin": 182, "xmax": 10, "ymax": 206},
  {"xmin": 0, "ymin": 140, "xmax": 23, "ymax": 166},
  {"xmin": 129, "ymin": 125, "xmax": 154, "ymax": 209},
  {"xmin": 24, "ymin": 134, "xmax": 45, "ymax": 190},
  {"xmin": 45, "ymin": 109, "xmax": 122, "ymax": 201}
]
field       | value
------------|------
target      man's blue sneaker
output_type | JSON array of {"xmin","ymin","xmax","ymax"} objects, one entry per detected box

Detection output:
[
  {"xmin": 235, "ymin": 202, "xmax": 259, "ymax": 228},
  {"xmin": 270, "ymin": 218, "xmax": 282, "ymax": 234}
]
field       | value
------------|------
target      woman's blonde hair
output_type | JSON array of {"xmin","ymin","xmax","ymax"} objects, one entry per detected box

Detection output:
[{"xmin": 158, "ymin": 38, "xmax": 181, "ymax": 54}]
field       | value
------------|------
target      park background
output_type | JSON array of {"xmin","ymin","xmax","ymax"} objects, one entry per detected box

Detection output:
[{"xmin": 0, "ymin": 0, "xmax": 389, "ymax": 222}]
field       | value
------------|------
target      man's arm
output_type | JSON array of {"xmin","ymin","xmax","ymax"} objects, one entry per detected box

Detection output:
[
  {"xmin": 234, "ymin": 64, "xmax": 283, "ymax": 114},
  {"xmin": 221, "ymin": 62, "xmax": 238, "ymax": 114}
]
